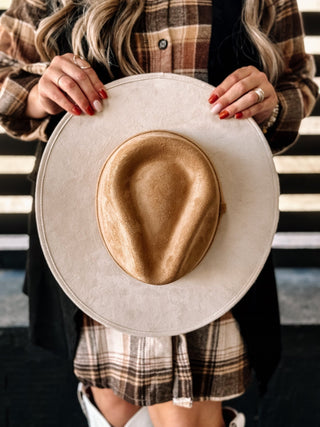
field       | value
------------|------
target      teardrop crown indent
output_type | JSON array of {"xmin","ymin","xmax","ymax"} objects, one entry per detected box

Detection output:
[{"xmin": 96, "ymin": 131, "xmax": 223, "ymax": 285}]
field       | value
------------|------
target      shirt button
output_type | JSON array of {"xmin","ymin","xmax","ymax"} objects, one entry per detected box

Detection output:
[{"xmin": 158, "ymin": 39, "xmax": 168, "ymax": 50}]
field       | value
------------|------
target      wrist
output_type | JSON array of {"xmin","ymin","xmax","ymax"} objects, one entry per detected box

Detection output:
[{"xmin": 25, "ymin": 83, "xmax": 49, "ymax": 119}]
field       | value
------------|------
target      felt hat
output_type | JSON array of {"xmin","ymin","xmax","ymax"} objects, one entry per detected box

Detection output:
[{"xmin": 35, "ymin": 73, "xmax": 279, "ymax": 336}]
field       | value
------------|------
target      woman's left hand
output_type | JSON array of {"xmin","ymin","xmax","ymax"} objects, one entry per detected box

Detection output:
[{"xmin": 208, "ymin": 66, "xmax": 278, "ymax": 124}]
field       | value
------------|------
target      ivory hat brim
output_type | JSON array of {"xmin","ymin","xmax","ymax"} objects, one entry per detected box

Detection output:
[{"xmin": 35, "ymin": 73, "xmax": 279, "ymax": 336}]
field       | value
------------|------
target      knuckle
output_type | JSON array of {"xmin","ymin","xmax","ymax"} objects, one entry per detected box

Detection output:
[
  {"xmin": 64, "ymin": 78, "xmax": 77, "ymax": 90},
  {"xmin": 76, "ymin": 71, "xmax": 89, "ymax": 82},
  {"xmin": 229, "ymin": 73, "xmax": 239, "ymax": 84},
  {"xmin": 247, "ymin": 65, "xmax": 257, "ymax": 73},
  {"xmin": 215, "ymin": 88, "xmax": 226, "ymax": 102},
  {"xmin": 215, "ymin": 87, "xmax": 226, "ymax": 97},
  {"xmin": 89, "ymin": 72, "xmax": 101, "ymax": 85},
  {"xmin": 51, "ymin": 55, "xmax": 63, "ymax": 66},
  {"xmin": 85, "ymin": 67, "xmax": 95, "ymax": 76},
  {"xmin": 50, "ymin": 56, "xmax": 58, "ymax": 65},
  {"xmin": 259, "ymin": 71, "xmax": 268, "ymax": 82},
  {"xmin": 236, "ymin": 81, "xmax": 247, "ymax": 93},
  {"xmin": 249, "ymin": 91, "xmax": 258, "ymax": 103}
]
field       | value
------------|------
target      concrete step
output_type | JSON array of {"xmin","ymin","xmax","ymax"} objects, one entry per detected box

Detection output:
[
  {"xmin": 275, "ymin": 268, "xmax": 320, "ymax": 324},
  {"xmin": 0, "ymin": 270, "xmax": 28, "ymax": 327},
  {"xmin": 0, "ymin": 268, "xmax": 319, "ymax": 327}
]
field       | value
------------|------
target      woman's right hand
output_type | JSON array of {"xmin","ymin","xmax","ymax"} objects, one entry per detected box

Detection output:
[{"xmin": 25, "ymin": 53, "xmax": 108, "ymax": 119}]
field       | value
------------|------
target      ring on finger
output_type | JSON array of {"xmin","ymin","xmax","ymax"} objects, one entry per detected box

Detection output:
[
  {"xmin": 56, "ymin": 73, "xmax": 67, "ymax": 87},
  {"xmin": 253, "ymin": 87, "xmax": 265, "ymax": 103},
  {"xmin": 72, "ymin": 54, "xmax": 91, "ymax": 70}
]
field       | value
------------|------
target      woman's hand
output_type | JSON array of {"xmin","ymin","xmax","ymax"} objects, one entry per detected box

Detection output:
[
  {"xmin": 25, "ymin": 53, "xmax": 108, "ymax": 119},
  {"xmin": 208, "ymin": 66, "xmax": 278, "ymax": 124}
]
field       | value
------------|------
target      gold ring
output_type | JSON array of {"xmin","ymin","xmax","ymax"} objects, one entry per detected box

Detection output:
[
  {"xmin": 254, "ymin": 87, "xmax": 265, "ymax": 103},
  {"xmin": 56, "ymin": 73, "xmax": 67, "ymax": 87},
  {"xmin": 72, "ymin": 54, "xmax": 91, "ymax": 70}
]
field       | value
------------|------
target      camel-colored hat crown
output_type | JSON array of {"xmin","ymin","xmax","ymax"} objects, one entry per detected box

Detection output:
[{"xmin": 96, "ymin": 130, "xmax": 222, "ymax": 285}]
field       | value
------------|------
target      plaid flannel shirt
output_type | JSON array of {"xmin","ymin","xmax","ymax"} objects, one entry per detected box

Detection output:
[{"xmin": 0, "ymin": 0, "xmax": 318, "ymax": 148}]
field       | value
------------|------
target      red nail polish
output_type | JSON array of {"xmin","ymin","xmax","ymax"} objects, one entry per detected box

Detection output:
[
  {"xmin": 208, "ymin": 94, "xmax": 218, "ymax": 104},
  {"xmin": 86, "ymin": 105, "xmax": 95, "ymax": 116},
  {"xmin": 71, "ymin": 105, "xmax": 82, "ymax": 116},
  {"xmin": 98, "ymin": 89, "xmax": 108, "ymax": 99},
  {"xmin": 235, "ymin": 112, "xmax": 243, "ymax": 119},
  {"xmin": 219, "ymin": 110, "xmax": 229, "ymax": 119}
]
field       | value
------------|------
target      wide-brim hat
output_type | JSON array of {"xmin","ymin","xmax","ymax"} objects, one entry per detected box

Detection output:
[{"xmin": 35, "ymin": 73, "xmax": 279, "ymax": 336}]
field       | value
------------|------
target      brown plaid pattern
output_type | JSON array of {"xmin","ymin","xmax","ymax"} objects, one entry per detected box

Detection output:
[
  {"xmin": 74, "ymin": 312, "xmax": 251, "ymax": 407},
  {"xmin": 0, "ymin": 0, "xmax": 318, "ymax": 149},
  {"xmin": 133, "ymin": 0, "xmax": 212, "ymax": 81}
]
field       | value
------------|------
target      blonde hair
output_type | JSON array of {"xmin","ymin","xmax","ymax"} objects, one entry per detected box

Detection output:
[
  {"xmin": 35, "ymin": 0, "xmax": 283, "ymax": 82},
  {"xmin": 242, "ymin": 0, "xmax": 284, "ymax": 84},
  {"xmin": 35, "ymin": 0, "xmax": 145, "ymax": 77}
]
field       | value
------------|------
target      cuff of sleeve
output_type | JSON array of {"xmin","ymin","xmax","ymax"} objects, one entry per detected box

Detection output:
[
  {"xmin": 0, "ymin": 71, "xmax": 49, "ymax": 141},
  {"xmin": 0, "ymin": 116, "xmax": 50, "ymax": 142},
  {"xmin": 265, "ymin": 90, "xmax": 304, "ymax": 155}
]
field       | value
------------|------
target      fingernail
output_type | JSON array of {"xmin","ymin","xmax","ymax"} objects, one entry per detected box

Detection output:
[
  {"xmin": 219, "ymin": 110, "xmax": 229, "ymax": 119},
  {"xmin": 98, "ymin": 89, "xmax": 108, "ymax": 99},
  {"xmin": 210, "ymin": 103, "xmax": 223, "ymax": 115},
  {"xmin": 93, "ymin": 99, "xmax": 103, "ymax": 112},
  {"xmin": 235, "ymin": 112, "xmax": 243, "ymax": 119},
  {"xmin": 208, "ymin": 93, "xmax": 218, "ymax": 104},
  {"xmin": 71, "ymin": 105, "xmax": 82, "ymax": 116},
  {"xmin": 86, "ymin": 105, "xmax": 95, "ymax": 116}
]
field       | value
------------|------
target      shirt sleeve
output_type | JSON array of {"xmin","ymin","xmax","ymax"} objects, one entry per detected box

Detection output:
[
  {"xmin": 0, "ymin": 0, "xmax": 50, "ymax": 141},
  {"xmin": 263, "ymin": 0, "xmax": 319, "ymax": 154}
]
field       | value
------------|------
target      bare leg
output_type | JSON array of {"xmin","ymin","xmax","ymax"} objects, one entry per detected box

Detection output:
[
  {"xmin": 90, "ymin": 386, "xmax": 141, "ymax": 427},
  {"xmin": 148, "ymin": 400, "xmax": 226, "ymax": 427}
]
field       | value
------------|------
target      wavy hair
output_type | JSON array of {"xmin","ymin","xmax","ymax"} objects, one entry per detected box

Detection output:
[
  {"xmin": 35, "ymin": 0, "xmax": 283, "ymax": 82},
  {"xmin": 35, "ymin": 0, "xmax": 145, "ymax": 77},
  {"xmin": 242, "ymin": 0, "xmax": 284, "ymax": 83}
]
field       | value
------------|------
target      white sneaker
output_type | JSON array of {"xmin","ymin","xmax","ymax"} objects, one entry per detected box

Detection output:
[
  {"xmin": 77, "ymin": 383, "xmax": 153, "ymax": 427},
  {"xmin": 223, "ymin": 407, "xmax": 246, "ymax": 427}
]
